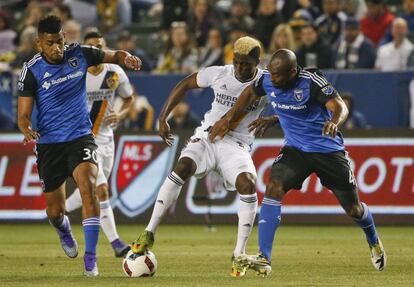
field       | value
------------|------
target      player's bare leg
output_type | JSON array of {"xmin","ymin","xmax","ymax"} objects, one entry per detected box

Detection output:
[
  {"xmin": 132, "ymin": 157, "xmax": 196, "ymax": 254},
  {"xmin": 45, "ymin": 183, "xmax": 78, "ymax": 258},
  {"xmin": 96, "ymin": 183, "xmax": 130, "ymax": 257},
  {"xmin": 73, "ymin": 162, "xmax": 100, "ymax": 276},
  {"xmin": 332, "ymin": 189, "xmax": 386, "ymax": 271},
  {"xmin": 231, "ymin": 172, "xmax": 258, "ymax": 277}
]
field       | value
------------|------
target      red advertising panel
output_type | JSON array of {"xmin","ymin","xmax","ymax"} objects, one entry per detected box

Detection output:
[
  {"xmin": 252, "ymin": 138, "xmax": 414, "ymax": 214},
  {"xmin": 0, "ymin": 134, "xmax": 46, "ymax": 219}
]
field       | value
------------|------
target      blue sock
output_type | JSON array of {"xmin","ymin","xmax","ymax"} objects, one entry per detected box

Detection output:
[
  {"xmin": 82, "ymin": 217, "xmax": 100, "ymax": 254},
  {"xmin": 258, "ymin": 197, "xmax": 282, "ymax": 262},
  {"xmin": 353, "ymin": 202, "xmax": 378, "ymax": 246},
  {"xmin": 49, "ymin": 215, "xmax": 71, "ymax": 233}
]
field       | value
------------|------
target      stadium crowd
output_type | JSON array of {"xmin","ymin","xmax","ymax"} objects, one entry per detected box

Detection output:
[{"xmin": 0, "ymin": 0, "xmax": 411, "ymax": 130}]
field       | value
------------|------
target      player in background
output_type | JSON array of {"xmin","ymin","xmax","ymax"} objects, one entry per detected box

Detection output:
[
  {"xmin": 209, "ymin": 49, "xmax": 386, "ymax": 275},
  {"xmin": 65, "ymin": 31, "xmax": 135, "ymax": 258},
  {"xmin": 17, "ymin": 15, "xmax": 141, "ymax": 276},
  {"xmin": 132, "ymin": 37, "xmax": 277, "ymax": 277}
]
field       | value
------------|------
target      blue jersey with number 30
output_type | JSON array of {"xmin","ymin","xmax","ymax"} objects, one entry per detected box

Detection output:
[{"xmin": 17, "ymin": 44, "xmax": 105, "ymax": 144}]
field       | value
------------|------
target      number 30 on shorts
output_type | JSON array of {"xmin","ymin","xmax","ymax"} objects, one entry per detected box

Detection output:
[{"xmin": 83, "ymin": 148, "xmax": 97, "ymax": 163}]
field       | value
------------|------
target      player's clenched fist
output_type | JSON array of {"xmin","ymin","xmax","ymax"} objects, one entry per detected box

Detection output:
[
  {"xmin": 124, "ymin": 55, "xmax": 142, "ymax": 71},
  {"xmin": 22, "ymin": 126, "xmax": 40, "ymax": 145},
  {"xmin": 208, "ymin": 117, "xmax": 230, "ymax": 142},
  {"xmin": 159, "ymin": 120, "xmax": 174, "ymax": 146}
]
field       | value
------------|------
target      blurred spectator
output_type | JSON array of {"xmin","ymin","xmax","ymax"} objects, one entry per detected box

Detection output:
[
  {"xmin": 167, "ymin": 101, "xmax": 200, "ymax": 130},
  {"xmin": 296, "ymin": 23, "xmax": 334, "ymax": 69},
  {"xmin": 375, "ymin": 18, "xmax": 413, "ymax": 71},
  {"xmin": 51, "ymin": 4, "xmax": 72, "ymax": 22},
  {"xmin": 116, "ymin": 30, "xmax": 153, "ymax": 72},
  {"xmin": 126, "ymin": 95, "xmax": 154, "ymax": 131},
  {"xmin": 19, "ymin": 1, "xmax": 45, "ymax": 33},
  {"xmin": 314, "ymin": 0, "xmax": 347, "ymax": 47},
  {"xmin": 401, "ymin": 0, "xmax": 414, "ymax": 38},
  {"xmin": 360, "ymin": 0, "xmax": 394, "ymax": 46},
  {"xmin": 224, "ymin": 0, "xmax": 254, "ymax": 35},
  {"xmin": 187, "ymin": 0, "xmax": 219, "ymax": 47},
  {"xmin": 340, "ymin": 0, "xmax": 367, "ymax": 19},
  {"xmin": 155, "ymin": 21, "xmax": 198, "ymax": 74},
  {"xmin": 268, "ymin": 24, "xmax": 296, "ymax": 53},
  {"xmin": 10, "ymin": 26, "xmax": 37, "ymax": 70},
  {"xmin": 162, "ymin": 0, "xmax": 188, "ymax": 30},
  {"xmin": 288, "ymin": 17, "xmax": 309, "ymax": 48},
  {"xmin": 335, "ymin": 17, "xmax": 376, "ymax": 69},
  {"xmin": 63, "ymin": 0, "xmax": 97, "ymax": 26},
  {"xmin": 223, "ymin": 24, "xmax": 249, "ymax": 64},
  {"xmin": 254, "ymin": 0, "xmax": 284, "ymax": 49},
  {"xmin": 0, "ymin": 10, "xmax": 16, "ymax": 57},
  {"xmin": 199, "ymin": 28, "xmax": 224, "ymax": 68},
  {"xmin": 63, "ymin": 19, "xmax": 82, "ymax": 44},
  {"xmin": 341, "ymin": 92, "xmax": 369, "ymax": 128},
  {"xmin": 281, "ymin": 0, "xmax": 321, "ymax": 21},
  {"xmin": 96, "ymin": 0, "xmax": 131, "ymax": 35}
]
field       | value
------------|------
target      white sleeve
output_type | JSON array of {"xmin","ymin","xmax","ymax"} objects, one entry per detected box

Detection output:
[
  {"xmin": 116, "ymin": 66, "xmax": 134, "ymax": 98},
  {"xmin": 196, "ymin": 66, "xmax": 222, "ymax": 88},
  {"xmin": 375, "ymin": 47, "xmax": 384, "ymax": 70}
]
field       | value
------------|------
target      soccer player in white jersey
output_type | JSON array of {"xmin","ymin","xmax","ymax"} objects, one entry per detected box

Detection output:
[
  {"xmin": 65, "ymin": 31, "xmax": 135, "ymax": 257},
  {"xmin": 131, "ymin": 37, "xmax": 277, "ymax": 276}
]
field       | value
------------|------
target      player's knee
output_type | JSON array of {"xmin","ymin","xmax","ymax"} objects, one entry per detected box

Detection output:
[
  {"xmin": 266, "ymin": 180, "xmax": 285, "ymax": 200},
  {"xmin": 173, "ymin": 157, "xmax": 196, "ymax": 181},
  {"xmin": 96, "ymin": 184, "xmax": 109, "ymax": 201},
  {"xmin": 236, "ymin": 172, "xmax": 256, "ymax": 195},
  {"xmin": 346, "ymin": 203, "xmax": 363, "ymax": 218},
  {"xmin": 47, "ymin": 207, "xmax": 65, "ymax": 221}
]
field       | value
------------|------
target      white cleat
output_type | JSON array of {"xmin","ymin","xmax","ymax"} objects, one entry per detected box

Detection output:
[
  {"xmin": 370, "ymin": 239, "xmax": 387, "ymax": 271},
  {"xmin": 244, "ymin": 253, "xmax": 272, "ymax": 277}
]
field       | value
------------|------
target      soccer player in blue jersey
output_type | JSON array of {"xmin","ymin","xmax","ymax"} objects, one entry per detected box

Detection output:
[
  {"xmin": 209, "ymin": 49, "xmax": 386, "ymax": 275},
  {"xmin": 17, "ymin": 15, "xmax": 141, "ymax": 276}
]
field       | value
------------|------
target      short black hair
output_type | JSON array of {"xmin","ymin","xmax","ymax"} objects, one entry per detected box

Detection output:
[
  {"xmin": 38, "ymin": 15, "xmax": 62, "ymax": 34},
  {"xmin": 84, "ymin": 31, "xmax": 103, "ymax": 42}
]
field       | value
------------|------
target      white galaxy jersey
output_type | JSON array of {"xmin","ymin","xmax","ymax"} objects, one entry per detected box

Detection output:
[
  {"xmin": 196, "ymin": 65, "xmax": 267, "ymax": 145},
  {"xmin": 87, "ymin": 63, "xmax": 133, "ymax": 138}
]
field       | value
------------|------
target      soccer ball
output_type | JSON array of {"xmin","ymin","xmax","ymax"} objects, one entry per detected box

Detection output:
[{"xmin": 122, "ymin": 250, "xmax": 157, "ymax": 277}]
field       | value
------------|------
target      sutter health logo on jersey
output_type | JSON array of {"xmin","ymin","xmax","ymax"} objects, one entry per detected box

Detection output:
[{"xmin": 110, "ymin": 135, "xmax": 178, "ymax": 217}]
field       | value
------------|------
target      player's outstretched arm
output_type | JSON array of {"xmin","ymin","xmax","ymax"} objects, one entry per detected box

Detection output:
[
  {"xmin": 208, "ymin": 84, "xmax": 259, "ymax": 142},
  {"xmin": 323, "ymin": 96, "xmax": 349, "ymax": 138},
  {"xmin": 159, "ymin": 73, "xmax": 200, "ymax": 146},
  {"xmin": 17, "ymin": 97, "xmax": 39, "ymax": 144},
  {"xmin": 102, "ymin": 50, "xmax": 142, "ymax": 71}
]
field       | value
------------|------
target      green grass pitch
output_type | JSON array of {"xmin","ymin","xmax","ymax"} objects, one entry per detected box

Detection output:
[{"xmin": 0, "ymin": 225, "xmax": 413, "ymax": 286}]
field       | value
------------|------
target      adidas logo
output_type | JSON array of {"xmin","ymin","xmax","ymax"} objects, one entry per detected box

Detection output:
[
  {"xmin": 270, "ymin": 91, "xmax": 276, "ymax": 98},
  {"xmin": 157, "ymin": 200, "xmax": 164, "ymax": 205},
  {"xmin": 43, "ymin": 72, "xmax": 51, "ymax": 79},
  {"xmin": 220, "ymin": 84, "xmax": 227, "ymax": 90},
  {"xmin": 258, "ymin": 219, "xmax": 267, "ymax": 224}
]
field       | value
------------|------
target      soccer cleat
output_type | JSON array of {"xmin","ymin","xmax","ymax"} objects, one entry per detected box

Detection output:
[
  {"xmin": 131, "ymin": 230, "xmax": 154, "ymax": 255},
  {"xmin": 111, "ymin": 238, "xmax": 131, "ymax": 258},
  {"xmin": 56, "ymin": 229, "xmax": 78, "ymax": 258},
  {"xmin": 245, "ymin": 252, "xmax": 272, "ymax": 277},
  {"xmin": 230, "ymin": 255, "xmax": 249, "ymax": 277},
  {"xmin": 369, "ymin": 239, "xmax": 387, "ymax": 271},
  {"xmin": 83, "ymin": 253, "xmax": 99, "ymax": 277}
]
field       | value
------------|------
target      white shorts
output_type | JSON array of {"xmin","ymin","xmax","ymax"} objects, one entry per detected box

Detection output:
[
  {"xmin": 179, "ymin": 128, "xmax": 256, "ymax": 191},
  {"xmin": 95, "ymin": 135, "xmax": 115, "ymax": 186}
]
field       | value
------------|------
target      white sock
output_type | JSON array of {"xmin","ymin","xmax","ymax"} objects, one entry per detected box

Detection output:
[
  {"xmin": 234, "ymin": 193, "xmax": 258, "ymax": 257},
  {"xmin": 65, "ymin": 188, "xmax": 82, "ymax": 213},
  {"xmin": 100, "ymin": 200, "xmax": 119, "ymax": 243},
  {"xmin": 146, "ymin": 172, "xmax": 185, "ymax": 233}
]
